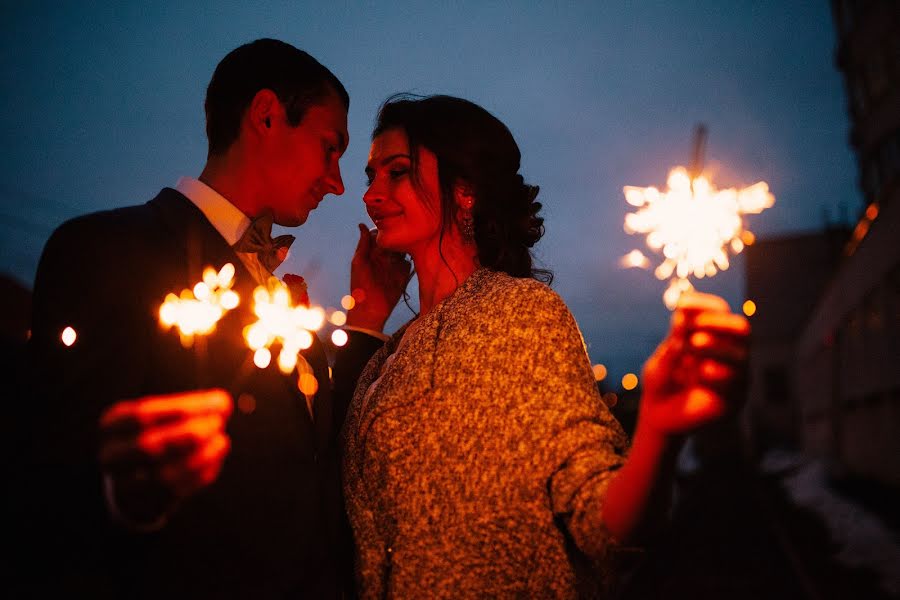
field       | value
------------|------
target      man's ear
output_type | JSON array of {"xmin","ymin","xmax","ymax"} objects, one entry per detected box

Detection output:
[
  {"xmin": 453, "ymin": 182, "xmax": 475, "ymax": 210},
  {"xmin": 246, "ymin": 89, "xmax": 280, "ymax": 137}
]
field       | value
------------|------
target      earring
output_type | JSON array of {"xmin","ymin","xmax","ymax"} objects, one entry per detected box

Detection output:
[{"xmin": 459, "ymin": 209, "xmax": 475, "ymax": 242}]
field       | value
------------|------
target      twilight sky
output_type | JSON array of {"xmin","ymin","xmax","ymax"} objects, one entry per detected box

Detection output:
[{"xmin": 0, "ymin": 1, "xmax": 859, "ymax": 381}]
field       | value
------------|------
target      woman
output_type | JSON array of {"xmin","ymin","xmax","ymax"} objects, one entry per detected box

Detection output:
[{"xmin": 343, "ymin": 95, "xmax": 749, "ymax": 598}]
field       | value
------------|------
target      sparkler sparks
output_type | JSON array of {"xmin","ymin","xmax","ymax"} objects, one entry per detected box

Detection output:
[
  {"xmin": 243, "ymin": 277, "xmax": 326, "ymax": 375},
  {"xmin": 623, "ymin": 166, "xmax": 774, "ymax": 308},
  {"xmin": 158, "ymin": 263, "xmax": 240, "ymax": 346}
]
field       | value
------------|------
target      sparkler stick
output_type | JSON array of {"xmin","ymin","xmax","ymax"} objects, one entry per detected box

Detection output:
[{"xmin": 622, "ymin": 127, "xmax": 774, "ymax": 309}]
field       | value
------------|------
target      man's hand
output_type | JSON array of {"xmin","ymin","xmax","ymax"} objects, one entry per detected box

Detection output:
[
  {"xmin": 346, "ymin": 223, "xmax": 412, "ymax": 332},
  {"xmin": 98, "ymin": 389, "xmax": 233, "ymax": 523},
  {"xmin": 639, "ymin": 292, "xmax": 750, "ymax": 437}
]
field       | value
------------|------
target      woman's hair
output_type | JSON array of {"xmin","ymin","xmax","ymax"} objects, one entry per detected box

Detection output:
[{"xmin": 373, "ymin": 95, "xmax": 551, "ymax": 283}]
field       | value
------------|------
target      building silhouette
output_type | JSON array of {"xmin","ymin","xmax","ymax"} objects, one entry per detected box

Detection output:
[{"xmin": 747, "ymin": 1, "xmax": 899, "ymax": 486}]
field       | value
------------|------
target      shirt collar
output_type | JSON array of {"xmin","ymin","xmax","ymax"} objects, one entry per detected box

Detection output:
[{"xmin": 175, "ymin": 176, "xmax": 251, "ymax": 246}]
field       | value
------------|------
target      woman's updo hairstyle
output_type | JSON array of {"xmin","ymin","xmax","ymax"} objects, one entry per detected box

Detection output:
[{"xmin": 373, "ymin": 94, "xmax": 551, "ymax": 283}]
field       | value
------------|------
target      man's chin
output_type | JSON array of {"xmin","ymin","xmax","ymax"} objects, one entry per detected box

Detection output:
[{"xmin": 275, "ymin": 212, "xmax": 309, "ymax": 228}]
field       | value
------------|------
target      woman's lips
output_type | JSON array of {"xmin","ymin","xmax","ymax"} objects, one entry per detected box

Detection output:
[{"xmin": 369, "ymin": 211, "xmax": 402, "ymax": 226}]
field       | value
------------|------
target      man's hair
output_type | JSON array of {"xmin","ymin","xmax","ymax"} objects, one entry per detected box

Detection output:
[{"xmin": 204, "ymin": 38, "xmax": 349, "ymax": 156}]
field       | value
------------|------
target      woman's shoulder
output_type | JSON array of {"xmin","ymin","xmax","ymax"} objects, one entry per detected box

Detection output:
[{"xmin": 474, "ymin": 269, "xmax": 571, "ymax": 319}]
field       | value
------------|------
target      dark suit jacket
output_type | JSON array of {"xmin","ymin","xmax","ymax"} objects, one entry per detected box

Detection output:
[{"xmin": 25, "ymin": 188, "xmax": 383, "ymax": 598}]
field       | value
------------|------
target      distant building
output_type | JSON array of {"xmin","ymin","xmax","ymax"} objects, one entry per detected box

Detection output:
[
  {"xmin": 743, "ymin": 229, "xmax": 847, "ymax": 450},
  {"xmin": 787, "ymin": 1, "xmax": 899, "ymax": 486}
]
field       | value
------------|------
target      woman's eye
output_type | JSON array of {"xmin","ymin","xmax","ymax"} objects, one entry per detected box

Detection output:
[{"xmin": 389, "ymin": 168, "xmax": 408, "ymax": 180}]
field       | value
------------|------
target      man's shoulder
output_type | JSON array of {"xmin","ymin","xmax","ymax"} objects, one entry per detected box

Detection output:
[{"xmin": 47, "ymin": 188, "xmax": 189, "ymax": 249}]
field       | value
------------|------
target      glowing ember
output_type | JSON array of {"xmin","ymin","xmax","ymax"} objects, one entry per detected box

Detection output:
[
  {"xmin": 158, "ymin": 263, "xmax": 240, "ymax": 346},
  {"xmin": 619, "ymin": 249, "xmax": 650, "ymax": 269},
  {"xmin": 244, "ymin": 277, "xmax": 326, "ymax": 374},
  {"xmin": 623, "ymin": 166, "xmax": 774, "ymax": 309}
]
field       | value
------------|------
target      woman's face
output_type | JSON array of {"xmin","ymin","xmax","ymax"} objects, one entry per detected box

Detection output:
[{"xmin": 364, "ymin": 128, "xmax": 444, "ymax": 255}]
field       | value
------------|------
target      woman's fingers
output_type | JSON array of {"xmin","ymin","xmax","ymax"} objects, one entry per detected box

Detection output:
[{"xmin": 688, "ymin": 331, "xmax": 748, "ymax": 364}]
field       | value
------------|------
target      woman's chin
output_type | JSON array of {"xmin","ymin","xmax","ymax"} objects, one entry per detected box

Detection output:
[{"xmin": 374, "ymin": 231, "xmax": 407, "ymax": 253}]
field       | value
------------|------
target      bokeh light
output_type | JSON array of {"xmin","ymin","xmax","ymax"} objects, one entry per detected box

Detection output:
[
  {"xmin": 742, "ymin": 300, "xmax": 757, "ymax": 317},
  {"xmin": 61, "ymin": 326, "xmax": 77, "ymax": 347},
  {"xmin": 331, "ymin": 329, "xmax": 349, "ymax": 347},
  {"xmin": 622, "ymin": 372, "xmax": 639, "ymax": 391}
]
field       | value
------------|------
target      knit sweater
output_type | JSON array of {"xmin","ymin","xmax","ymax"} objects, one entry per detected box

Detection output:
[{"xmin": 342, "ymin": 268, "xmax": 631, "ymax": 598}]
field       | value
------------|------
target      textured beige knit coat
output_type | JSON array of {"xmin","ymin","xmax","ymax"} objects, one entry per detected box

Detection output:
[{"xmin": 342, "ymin": 268, "xmax": 631, "ymax": 598}]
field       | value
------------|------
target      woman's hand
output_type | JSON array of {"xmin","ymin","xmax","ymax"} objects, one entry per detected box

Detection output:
[
  {"xmin": 638, "ymin": 292, "xmax": 750, "ymax": 437},
  {"xmin": 346, "ymin": 224, "xmax": 412, "ymax": 332}
]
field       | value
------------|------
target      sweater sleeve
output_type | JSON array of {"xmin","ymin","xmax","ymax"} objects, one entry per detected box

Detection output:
[{"xmin": 495, "ymin": 280, "xmax": 632, "ymax": 561}]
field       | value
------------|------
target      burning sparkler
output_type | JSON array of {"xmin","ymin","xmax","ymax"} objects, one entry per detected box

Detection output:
[
  {"xmin": 622, "ymin": 126, "xmax": 774, "ymax": 308},
  {"xmin": 243, "ymin": 276, "xmax": 326, "ymax": 376},
  {"xmin": 243, "ymin": 276, "xmax": 329, "ymax": 413},
  {"xmin": 158, "ymin": 263, "xmax": 240, "ymax": 346}
]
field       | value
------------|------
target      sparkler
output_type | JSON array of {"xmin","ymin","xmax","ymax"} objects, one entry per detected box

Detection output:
[
  {"xmin": 243, "ymin": 276, "xmax": 328, "ymax": 414},
  {"xmin": 622, "ymin": 127, "xmax": 774, "ymax": 308},
  {"xmin": 158, "ymin": 263, "xmax": 240, "ymax": 346}
]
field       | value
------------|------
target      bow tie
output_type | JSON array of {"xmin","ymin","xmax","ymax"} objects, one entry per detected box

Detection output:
[{"xmin": 233, "ymin": 210, "xmax": 295, "ymax": 273}]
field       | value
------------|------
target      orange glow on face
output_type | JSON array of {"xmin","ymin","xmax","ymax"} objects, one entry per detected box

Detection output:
[
  {"xmin": 61, "ymin": 326, "xmax": 77, "ymax": 347},
  {"xmin": 742, "ymin": 300, "xmax": 757, "ymax": 317},
  {"xmin": 622, "ymin": 373, "xmax": 638, "ymax": 391},
  {"xmin": 592, "ymin": 364, "xmax": 608, "ymax": 381},
  {"xmin": 331, "ymin": 329, "xmax": 349, "ymax": 347}
]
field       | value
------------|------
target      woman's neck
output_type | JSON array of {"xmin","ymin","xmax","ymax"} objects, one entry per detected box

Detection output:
[{"xmin": 410, "ymin": 235, "xmax": 479, "ymax": 315}]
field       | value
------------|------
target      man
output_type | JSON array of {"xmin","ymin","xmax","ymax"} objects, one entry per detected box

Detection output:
[{"xmin": 26, "ymin": 39, "xmax": 404, "ymax": 598}]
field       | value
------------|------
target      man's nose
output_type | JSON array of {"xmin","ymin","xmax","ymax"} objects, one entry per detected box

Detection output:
[{"xmin": 325, "ymin": 162, "xmax": 345, "ymax": 196}]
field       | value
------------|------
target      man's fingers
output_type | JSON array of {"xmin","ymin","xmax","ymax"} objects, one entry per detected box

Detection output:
[
  {"xmin": 160, "ymin": 433, "xmax": 231, "ymax": 497},
  {"xmin": 100, "ymin": 389, "xmax": 232, "ymax": 433},
  {"xmin": 99, "ymin": 414, "xmax": 226, "ymax": 469}
]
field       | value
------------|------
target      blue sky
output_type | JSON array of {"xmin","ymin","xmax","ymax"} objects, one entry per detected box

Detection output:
[{"xmin": 0, "ymin": 1, "xmax": 858, "ymax": 380}]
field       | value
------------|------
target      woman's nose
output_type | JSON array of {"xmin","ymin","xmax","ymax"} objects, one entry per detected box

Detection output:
[{"xmin": 363, "ymin": 180, "xmax": 383, "ymax": 205}]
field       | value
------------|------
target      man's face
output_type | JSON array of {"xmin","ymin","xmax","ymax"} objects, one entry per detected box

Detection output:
[{"xmin": 263, "ymin": 90, "xmax": 348, "ymax": 226}]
